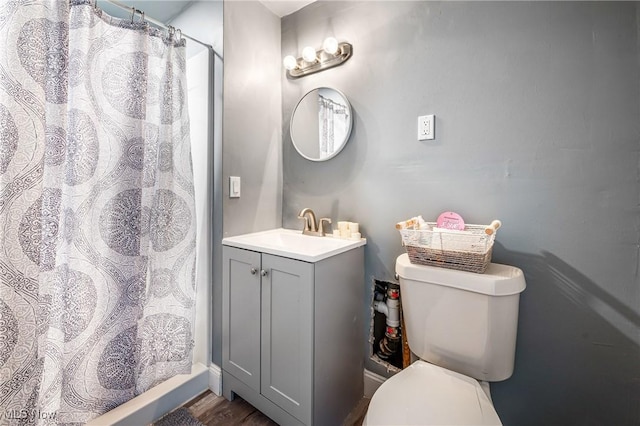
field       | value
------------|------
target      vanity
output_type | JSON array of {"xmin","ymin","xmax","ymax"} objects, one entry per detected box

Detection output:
[{"xmin": 222, "ymin": 228, "xmax": 365, "ymax": 425}]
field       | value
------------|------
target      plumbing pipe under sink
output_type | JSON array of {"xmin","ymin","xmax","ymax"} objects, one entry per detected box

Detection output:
[{"xmin": 374, "ymin": 283, "xmax": 401, "ymax": 360}]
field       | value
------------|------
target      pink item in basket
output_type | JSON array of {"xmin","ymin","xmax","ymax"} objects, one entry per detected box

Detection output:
[{"xmin": 436, "ymin": 211, "xmax": 465, "ymax": 230}]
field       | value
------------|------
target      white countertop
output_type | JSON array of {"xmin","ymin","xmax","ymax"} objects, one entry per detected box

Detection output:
[{"xmin": 222, "ymin": 228, "xmax": 366, "ymax": 262}]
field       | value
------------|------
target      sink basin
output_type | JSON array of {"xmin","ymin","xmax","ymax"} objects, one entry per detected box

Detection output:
[{"xmin": 222, "ymin": 228, "xmax": 366, "ymax": 262}]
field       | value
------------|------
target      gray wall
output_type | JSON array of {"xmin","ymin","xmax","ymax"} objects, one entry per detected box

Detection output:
[
  {"xmin": 281, "ymin": 2, "xmax": 639, "ymax": 425},
  {"xmin": 221, "ymin": 0, "xmax": 282, "ymax": 367},
  {"xmin": 223, "ymin": 1, "xmax": 282, "ymax": 239}
]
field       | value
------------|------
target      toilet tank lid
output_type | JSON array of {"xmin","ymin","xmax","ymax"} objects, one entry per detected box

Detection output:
[{"xmin": 396, "ymin": 254, "xmax": 526, "ymax": 296}]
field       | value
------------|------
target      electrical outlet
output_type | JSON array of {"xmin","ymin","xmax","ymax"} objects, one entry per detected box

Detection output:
[{"xmin": 418, "ymin": 114, "xmax": 435, "ymax": 141}]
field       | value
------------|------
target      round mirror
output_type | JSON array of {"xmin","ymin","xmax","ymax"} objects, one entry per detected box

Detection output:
[{"xmin": 290, "ymin": 87, "xmax": 353, "ymax": 162}]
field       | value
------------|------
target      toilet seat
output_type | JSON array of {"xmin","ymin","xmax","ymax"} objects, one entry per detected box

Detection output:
[{"xmin": 364, "ymin": 361, "xmax": 502, "ymax": 426}]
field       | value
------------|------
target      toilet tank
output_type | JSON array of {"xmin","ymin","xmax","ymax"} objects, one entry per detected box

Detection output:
[{"xmin": 396, "ymin": 254, "xmax": 526, "ymax": 382}]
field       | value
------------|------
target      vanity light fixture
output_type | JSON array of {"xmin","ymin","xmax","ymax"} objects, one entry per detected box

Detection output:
[
  {"xmin": 283, "ymin": 37, "xmax": 353, "ymax": 79},
  {"xmin": 302, "ymin": 46, "xmax": 317, "ymax": 63}
]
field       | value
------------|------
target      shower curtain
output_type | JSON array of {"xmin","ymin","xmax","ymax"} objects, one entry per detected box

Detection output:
[
  {"xmin": 0, "ymin": 1, "xmax": 197, "ymax": 424},
  {"xmin": 318, "ymin": 93, "xmax": 349, "ymax": 160}
]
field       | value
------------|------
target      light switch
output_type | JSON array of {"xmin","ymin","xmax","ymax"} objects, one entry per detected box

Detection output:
[{"xmin": 229, "ymin": 176, "xmax": 241, "ymax": 198}]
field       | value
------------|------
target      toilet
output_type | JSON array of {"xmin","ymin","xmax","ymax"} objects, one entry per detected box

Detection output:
[{"xmin": 364, "ymin": 254, "xmax": 526, "ymax": 425}]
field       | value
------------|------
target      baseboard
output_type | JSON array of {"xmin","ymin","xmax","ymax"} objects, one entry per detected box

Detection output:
[
  {"xmin": 209, "ymin": 363, "xmax": 222, "ymax": 395},
  {"xmin": 363, "ymin": 369, "xmax": 387, "ymax": 398},
  {"xmin": 88, "ymin": 363, "xmax": 208, "ymax": 426}
]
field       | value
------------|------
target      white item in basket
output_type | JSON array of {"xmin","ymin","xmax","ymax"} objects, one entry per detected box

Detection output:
[
  {"xmin": 417, "ymin": 216, "xmax": 429, "ymax": 229},
  {"xmin": 432, "ymin": 227, "xmax": 472, "ymax": 234},
  {"xmin": 430, "ymin": 227, "xmax": 485, "ymax": 252}
]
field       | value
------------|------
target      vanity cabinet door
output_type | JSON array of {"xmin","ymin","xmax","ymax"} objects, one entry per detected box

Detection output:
[
  {"xmin": 260, "ymin": 254, "xmax": 314, "ymax": 424},
  {"xmin": 223, "ymin": 246, "xmax": 262, "ymax": 392}
]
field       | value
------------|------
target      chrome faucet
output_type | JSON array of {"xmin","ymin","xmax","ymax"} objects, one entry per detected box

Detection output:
[{"xmin": 298, "ymin": 208, "xmax": 331, "ymax": 237}]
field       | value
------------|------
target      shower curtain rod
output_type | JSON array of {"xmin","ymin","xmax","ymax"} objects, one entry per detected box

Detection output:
[{"xmin": 102, "ymin": 0, "xmax": 223, "ymax": 60}]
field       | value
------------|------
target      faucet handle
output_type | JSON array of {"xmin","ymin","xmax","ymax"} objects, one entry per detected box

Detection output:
[{"xmin": 318, "ymin": 218, "xmax": 332, "ymax": 236}]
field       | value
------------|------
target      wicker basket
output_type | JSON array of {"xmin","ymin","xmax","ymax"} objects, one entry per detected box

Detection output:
[{"xmin": 398, "ymin": 223, "xmax": 496, "ymax": 273}]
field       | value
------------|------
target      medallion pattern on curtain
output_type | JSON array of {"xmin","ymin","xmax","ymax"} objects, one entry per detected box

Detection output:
[{"xmin": 0, "ymin": 0, "xmax": 197, "ymax": 423}]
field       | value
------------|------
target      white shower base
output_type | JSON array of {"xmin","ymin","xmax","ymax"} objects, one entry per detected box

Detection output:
[{"xmin": 88, "ymin": 363, "xmax": 222, "ymax": 425}]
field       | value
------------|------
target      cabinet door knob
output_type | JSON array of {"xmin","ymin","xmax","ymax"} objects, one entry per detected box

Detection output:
[
  {"xmin": 260, "ymin": 269, "xmax": 268, "ymax": 277},
  {"xmin": 250, "ymin": 267, "xmax": 257, "ymax": 275}
]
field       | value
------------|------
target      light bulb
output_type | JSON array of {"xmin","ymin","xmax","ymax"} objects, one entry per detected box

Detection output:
[
  {"xmin": 302, "ymin": 46, "xmax": 317, "ymax": 63},
  {"xmin": 323, "ymin": 37, "xmax": 339, "ymax": 55},
  {"xmin": 283, "ymin": 55, "xmax": 297, "ymax": 71}
]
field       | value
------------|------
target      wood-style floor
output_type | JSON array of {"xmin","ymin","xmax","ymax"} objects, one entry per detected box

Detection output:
[{"xmin": 182, "ymin": 390, "xmax": 370, "ymax": 426}]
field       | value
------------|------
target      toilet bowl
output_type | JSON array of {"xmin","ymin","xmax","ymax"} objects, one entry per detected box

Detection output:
[
  {"xmin": 364, "ymin": 254, "xmax": 526, "ymax": 426},
  {"xmin": 363, "ymin": 361, "xmax": 501, "ymax": 426}
]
